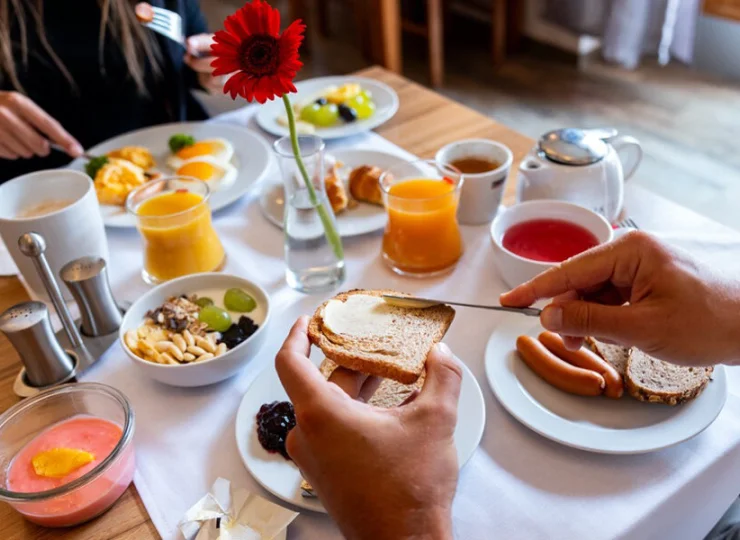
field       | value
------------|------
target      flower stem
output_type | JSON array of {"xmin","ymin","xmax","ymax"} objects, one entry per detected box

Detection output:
[{"xmin": 282, "ymin": 94, "xmax": 344, "ymax": 261}]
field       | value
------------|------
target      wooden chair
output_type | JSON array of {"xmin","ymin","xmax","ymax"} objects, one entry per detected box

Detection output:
[{"xmin": 289, "ymin": 0, "xmax": 521, "ymax": 87}]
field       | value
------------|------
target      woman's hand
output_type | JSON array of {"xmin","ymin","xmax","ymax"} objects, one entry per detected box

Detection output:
[
  {"xmin": 184, "ymin": 34, "xmax": 226, "ymax": 94},
  {"xmin": 276, "ymin": 317, "xmax": 461, "ymax": 540},
  {"xmin": 0, "ymin": 92, "xmax": 82, "ymax": 160},
  {"xmin": 501, "ymin": 231, "xmax": 740, "ymax": 366}
]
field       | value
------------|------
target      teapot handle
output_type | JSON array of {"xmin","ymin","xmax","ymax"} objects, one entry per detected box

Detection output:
[{"xmin": 609, "ymin": 135, "xmax": 642, "ymax": 181}]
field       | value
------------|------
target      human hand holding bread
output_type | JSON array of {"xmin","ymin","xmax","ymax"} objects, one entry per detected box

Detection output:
[
  {"xmin": 276, "ymin": 316, "xmax": 460, "ymax": 540},
  {"xmin": 501, "ymin": 231, "xmax": 740, "ymax": 367}
]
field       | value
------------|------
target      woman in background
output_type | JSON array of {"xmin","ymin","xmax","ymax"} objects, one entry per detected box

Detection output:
[{"xmin": 0, "ymin": 0, "xmax": 222, "ymax": 182}]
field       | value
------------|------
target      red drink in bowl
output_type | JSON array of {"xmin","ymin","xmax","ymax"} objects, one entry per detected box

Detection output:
[
  {"xmin": 502, "ymin": 219, "xmax": 599, "ymax": 263},
  {"xmin": 0, "ymin": 384, "xmax": 135, "ymax": 527}
]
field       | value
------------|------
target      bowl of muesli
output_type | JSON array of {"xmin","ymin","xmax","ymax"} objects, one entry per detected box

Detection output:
[{"xmin": 119, "ymin": 273, "xmax": 271, "ymax": 387}]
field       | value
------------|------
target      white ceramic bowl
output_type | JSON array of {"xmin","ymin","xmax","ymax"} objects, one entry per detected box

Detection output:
[
  {"xmin": 119, "ymin": 273, "xmax": 271, "ymax": 387},
  {"xmin": 490, "ymin": 200, "xmax": 613, "ymax": 289}
]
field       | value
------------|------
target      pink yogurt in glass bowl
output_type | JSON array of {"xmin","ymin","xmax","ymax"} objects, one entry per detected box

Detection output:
[{"xmin": 0, "ymin": 383, "xmax": 135, "ymax": 527}]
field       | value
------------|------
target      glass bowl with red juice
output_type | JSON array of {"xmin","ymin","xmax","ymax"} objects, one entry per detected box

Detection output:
[{"xmin": 0, "ymin": 383, "xmax": 135, "ymax": 527}]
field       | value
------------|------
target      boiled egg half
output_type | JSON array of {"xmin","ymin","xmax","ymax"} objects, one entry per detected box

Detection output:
[
  {"xmin": 174, "ymin": 156, "xmax": 237, "ymax": 190},
  {"xmin": 166, "ymin": 138, "xmax": 234, "ymax": 170}
]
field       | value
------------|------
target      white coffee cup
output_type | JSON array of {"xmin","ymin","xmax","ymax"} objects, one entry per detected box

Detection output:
[
  {"xmin": 0, "ymin": 170, "xmax": 109, "ymax": 301},
  {"xmin": 436, "ymin": 139, "xmax": 513, "ymax": 225}
]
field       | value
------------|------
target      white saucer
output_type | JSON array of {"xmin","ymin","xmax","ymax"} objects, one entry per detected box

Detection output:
[
  {"xmin": 67, "ymin": 122, "xmax": 273, "ymax": 228},
  {"xmin": 485, "ymin": 315, "xmax": 727, "ymax": 454},
  {"xmin": 259, "ymin": 148, "xmax": 413, "ymax": 237},
  {"xmin": 235, "ymin": 355, "xmax": 486, "ymax": 512},
  {"xmin": 255, "ymin": 76, "xmax": 399, "ymax": 140}
]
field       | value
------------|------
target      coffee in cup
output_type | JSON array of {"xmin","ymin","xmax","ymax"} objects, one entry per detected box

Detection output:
[{"xmin": 436, "ymin": 139, "xmax": 513, "ymax": 225}]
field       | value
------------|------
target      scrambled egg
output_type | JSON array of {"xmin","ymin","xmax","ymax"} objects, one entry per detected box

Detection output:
[
  {"xmin": 107, "ymin": 146, "xmax": 155, "ymax": 170},
  {"xmin": 94, "ymin": 158, "xmax": 148, "ymax": 206}
]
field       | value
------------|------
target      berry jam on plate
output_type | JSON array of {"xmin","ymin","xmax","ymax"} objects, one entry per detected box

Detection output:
[{"xmin": 256, "ymin": 401, "xmax": 296, "ymax": 460}]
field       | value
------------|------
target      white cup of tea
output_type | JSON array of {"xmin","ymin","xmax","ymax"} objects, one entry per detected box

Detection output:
[
  {"xmin": 0, "ymin": 170, "xmax": 109, "ymax": 301},
  {"xmin": 436, "ymin": 139, "xmax": 513, "ymax": 225}
]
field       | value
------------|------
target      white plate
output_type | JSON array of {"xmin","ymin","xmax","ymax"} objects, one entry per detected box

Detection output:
[
  {"xmin": 485, "ymin": 316, "xmax": 727, "ymax": 454},
  {"xmin": 235, "ymin": 355, "xmax": 486, "ymax": 512},
  {"xmin": 255, "ymin": 76, "xmax": 399, "ymax": 140},
  {"xmin": 68, "ymin": 122, "xmax": 273, "ymax": 228},
  {"xmin": 260, "ymin": 148, "xmax": 413, "ymax": 237}
]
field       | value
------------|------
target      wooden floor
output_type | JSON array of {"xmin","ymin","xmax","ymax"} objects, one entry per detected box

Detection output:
[{"xmin": 201, "ymin": 1, "xmax": 740, "ymax": 231}]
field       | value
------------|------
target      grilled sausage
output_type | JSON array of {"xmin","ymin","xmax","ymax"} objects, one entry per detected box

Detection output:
[
  {"xmin": 516, "ymin": 335, "xmax": 605, "ymax": 397},
  {"xmin": 538, "ymin": 332, "xmax": 624, "ymax": 399}
]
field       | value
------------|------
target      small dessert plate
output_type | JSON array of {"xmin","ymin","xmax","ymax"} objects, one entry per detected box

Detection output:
[{"xmin": 235, "ymin": 353, "xmax": 486, "ymax": 512}]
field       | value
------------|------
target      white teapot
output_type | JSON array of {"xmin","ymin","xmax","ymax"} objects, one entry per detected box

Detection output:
[{"xmin": 516, "ymin": 128, "xmax": 642, "ymax": 223}]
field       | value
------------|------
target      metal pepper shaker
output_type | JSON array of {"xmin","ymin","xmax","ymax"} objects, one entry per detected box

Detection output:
[
  {"xmin": 18, "ymin": 232, "xmax": 97, "ymax": 370},
  {"xmin": 60, "ymin": 257, "xmax": 122, "ymax": 337},
  {"xmin": 0, "ymin": 302, "xmax": 76, "ymax": 388}
]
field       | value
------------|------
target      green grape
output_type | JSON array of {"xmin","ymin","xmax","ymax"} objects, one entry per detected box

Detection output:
[
  {"xmin": 224, "ymin": 288, "xmax": 257, "ymax": 313},
  {"xmin": 195, "ymin": 296, "xmax": 214, "ymax": 308},
  {"xmin": 312, "ymin": 104, "xmax": 340, "ymax": 127},
  {"xmin": 299, "ymin": 103, "xmax": 321, "ymax": 124},
  {"xmin": 347, "ymin": 95, "xmax": 375, "ymax": 120},
  {"xmin": 198, "ymin": 305, "xmax": 232, "ymax": 332}
]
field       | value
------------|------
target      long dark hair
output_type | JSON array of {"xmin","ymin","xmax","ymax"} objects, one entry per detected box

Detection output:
[{"xmin": 0, "ymin": 0, "xmax": 162, "ymax": 93}]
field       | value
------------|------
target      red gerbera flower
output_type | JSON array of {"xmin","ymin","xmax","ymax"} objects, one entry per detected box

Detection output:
[{"xmin": 210, "ymin": 0, "xmax": 305, "ymax": 104}]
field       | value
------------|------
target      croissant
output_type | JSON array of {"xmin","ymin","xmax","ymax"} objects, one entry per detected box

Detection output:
[
  {"xmin": 349, "ymin": 165, "xmax": 384, "ymax": 206},
  {"xmin": 324, "ymin": 164, "xmax": 349, "ymax": 214}
]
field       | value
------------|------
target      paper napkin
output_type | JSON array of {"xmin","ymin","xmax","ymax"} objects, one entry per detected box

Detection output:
[{"xmin": 179, "ymin": 478, "xmax": 298, "ymax": 540}]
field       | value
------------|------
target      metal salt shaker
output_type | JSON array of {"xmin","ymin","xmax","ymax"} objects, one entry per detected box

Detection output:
[
  {"xmin": 60, "ymin": 257, "xmax": 122, "ymax": 337},
  {"xmin": 0, "ymin": 301, "xmax": 76, "ymax": 388}
]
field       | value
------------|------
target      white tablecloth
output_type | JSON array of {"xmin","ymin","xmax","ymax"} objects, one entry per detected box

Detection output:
[{"xmin": 59, "ymin": 106, "xmax": 740, "ymax": 540}]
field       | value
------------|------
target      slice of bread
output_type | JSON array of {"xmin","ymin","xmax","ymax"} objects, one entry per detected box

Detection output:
[
  {"xmin": 319, "ymin": 358, "xmax": 426, "ymax": 407},
  {"xmin": 625, "ymin": 349, "xmax": 714, "ymax": 406},
  {"xmin": 586, "ymin": 338, "xmax": 630, "ymax": 377},
  {"xmin": 308, "ymin": 289, "xmax": 455, "ymax": 384},
  {"xmin": 301, "ymin": 359, "xmax": 427, "ymax": 497}
]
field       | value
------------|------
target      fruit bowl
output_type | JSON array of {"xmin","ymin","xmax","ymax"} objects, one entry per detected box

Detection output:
[{"xmin": 119, "ymin": 273, "xmax": 271, "ymax": 387}]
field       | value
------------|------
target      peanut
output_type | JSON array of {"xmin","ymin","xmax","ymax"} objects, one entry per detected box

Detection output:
[
  {"xmin": 214, "ymin": 343, "xmax": 228, "ymax": 357},
  {"xmin": 172, "ymin": 334, "xmax": 187, "ymax": 352},
  {"xmin": 182, "ymin": 329, "xmax": 195, "ymax": 348},
  {"xmin": 160, "ymin": 352, "xmax": 179, "ymax": 365},
  {"xmin": 187, "ymin": 345, "xmax": 207, "ymax": 356},
  {"xmin": 182, "ymin": 353, "xmax": 196, "ymax": 362},
  {"xmin": 197, "ymin": 353, "xmax": 214, "ymax": 362},
  {"xmin": 155, "ymin": 341, "xmax": 184, "ymax": 361},
  {"xmin": 195, "ymin": 336, "xmax": 215, "ymax": 353}
]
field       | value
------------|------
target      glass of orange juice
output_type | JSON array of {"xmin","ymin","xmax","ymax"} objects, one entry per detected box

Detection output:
[
  {"xmin": 380, "ymin": 160, "xmax": 464, "ymax": 276},
  {"xmin": 126, "ymin": 177, "xmax": 226, "ymax": 284}
]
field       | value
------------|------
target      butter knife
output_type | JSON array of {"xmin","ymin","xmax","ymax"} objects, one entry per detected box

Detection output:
[{"xmin": 381, "ymin": 294, "xmax": 542, "ymax": 317}]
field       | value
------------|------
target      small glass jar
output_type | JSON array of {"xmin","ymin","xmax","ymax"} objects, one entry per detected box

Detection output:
[
  {"xmin": 380, "ymin": 159, "xmax": 464, "ymax": 276},
  {"xmin": 0, "ymin": 383, "xmax": 135, "ymax": 527},
  {"xmin": 126, "ymin": 176, "xmax": 226, "ymax": 284}
]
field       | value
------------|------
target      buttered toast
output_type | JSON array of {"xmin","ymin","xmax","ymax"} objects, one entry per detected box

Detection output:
[{"xmin": 308, "ymin": 289, "xmax": 454, "ymax": 384}]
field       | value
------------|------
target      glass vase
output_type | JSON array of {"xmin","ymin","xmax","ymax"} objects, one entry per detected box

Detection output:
[{"xmin": 274, "ymin": 135, "xmax": 345, "ymax": 294}]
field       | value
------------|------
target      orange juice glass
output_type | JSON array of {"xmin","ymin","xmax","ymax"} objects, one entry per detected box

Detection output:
[
  {"xmin": 381, "ymin": 160, "xmax": 464, "ymax": 276},
  {"xmin": 126, "ymin": 177, "xmax": 225, "ymax": 284}
]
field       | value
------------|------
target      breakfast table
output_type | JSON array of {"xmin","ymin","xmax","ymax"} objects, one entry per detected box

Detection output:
[{"xmin": 2, "ymin": 66, "xmax": 740, "ymax": 540}]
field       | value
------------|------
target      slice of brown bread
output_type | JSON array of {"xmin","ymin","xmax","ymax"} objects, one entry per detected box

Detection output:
[
  {"xmin": 308, "ymin": 289, "xmax": 455, "ymax": 384},
  {"xmin": 319, "ymin": 358, "xmax": 426, "ymax": 407},
  {"xmin": 301, "ymin": 359, "xmax": 427, "ymax": 497},
  {"xmin": 625, "ymin": 349, "xmax": 714, "ymax": 406},
  {"xmin": 586, "ymin": 338, "xmax": 631, "ymax": 377}
]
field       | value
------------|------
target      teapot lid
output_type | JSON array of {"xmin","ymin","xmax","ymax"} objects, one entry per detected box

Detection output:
[{"xmin": 538, "ymin": 128, "xmax": 609, "ymax": 166}]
